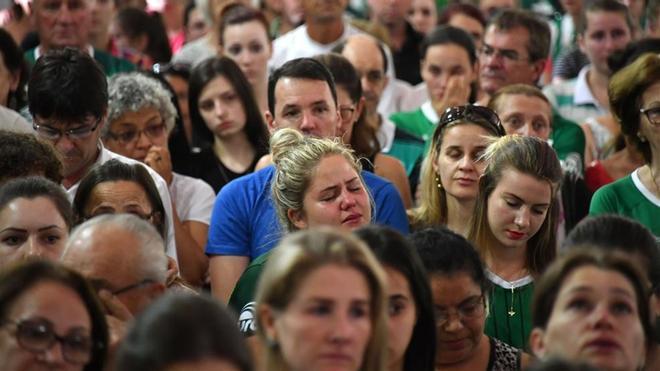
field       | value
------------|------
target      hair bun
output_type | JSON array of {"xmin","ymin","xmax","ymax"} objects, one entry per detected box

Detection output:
[{"xmin": 270, "ymin": 128, "xmax": 305, "ymax": 166}]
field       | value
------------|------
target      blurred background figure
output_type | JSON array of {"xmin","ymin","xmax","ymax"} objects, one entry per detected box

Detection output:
[
  {"xmin": 111, "ymin": 7, "xmax": 173, "ymax": 69},
  {"xmin": 406, "ymin": 0, "xmax": 437, "ymax": 35}
]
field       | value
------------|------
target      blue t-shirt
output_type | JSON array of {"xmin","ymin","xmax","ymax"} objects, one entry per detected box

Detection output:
[{"xmin": 205, "ymin": 166, "xmax": 409, "ymax": 259}]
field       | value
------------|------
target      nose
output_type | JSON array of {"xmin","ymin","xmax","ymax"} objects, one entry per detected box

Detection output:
[
  {"xmin": 40, "ymin": 341, "xmax": 67, "ymax": 366},
  {"xmin": 442, "ymin": 312, "xmax": 465, "ymax": 333},
  {"xmin": 298, "ymin": 111, "xmax": 317, "ymax": 134},
  {"xmin": 514, "ymin": 208, "xmax": 531, "ymax": 229},
  {"xmin": 458, "ymin": 154, "xmax": 474, "ymax": 171},
  {"xmin": 339, "ymin": 189, "xmax": 357, "ymax": 210},
  {"xmin": 591, "ymin": 303, "xmax": 615, "ymax": 330},
  {"xmin": 518, "ymin": 123, "xmax": 531, "ymax": 136},
  {"xmin": 135, "ymin": 130, "xmax": 153, "ymax": 149},
  {"xmin": 214, "ymin": 99, "xmax": 226, "ymax": 118},
  {"xmin": 328, "ymin": 312, "xmax": 354, "ymax": 345},
  {"xmin": 54, "ymin": 135, "xmax": 76, "ymax": 153}
]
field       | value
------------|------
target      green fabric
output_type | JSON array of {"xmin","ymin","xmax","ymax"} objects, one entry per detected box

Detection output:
[
  {"xmin": 385, "ymin": 129, "xmax": 427, "ymax": 177},
  {"xmin": 229, "ymin": 251, "xmax": 271, "ymax": 336},
  {"xmin": 550, "ymin": 111, "xmax": 585, "ymax": 174},
  {"xmin": 390, "ymin": 107, "xmax": 436, "ymax": 146},
  {"xmin": 25, "ymin": 48, "xmax": 135, "ymax": 77},
  {"xmin": 485, "ymin": 280, "xmax": 535, "ymax": 350},
  {"xmin": 590, "ymin": 174, "xmax": 660, "ymax": 236}
]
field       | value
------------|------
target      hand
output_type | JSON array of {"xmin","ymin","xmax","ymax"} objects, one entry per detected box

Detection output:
[
  {"xmin": 165, "ymin": 256, "xmax": 179, "ymax": 287},
  {"xmin": 432, "ymin": 75, "xmax": 471, "ymax": 117},
  {"xmin": 97, "ymin": 290, "xmax": 133, "ymax": 351},
  {"xmin": 144, "ymin": 146, "xmax": 173, "ymax": 185}
]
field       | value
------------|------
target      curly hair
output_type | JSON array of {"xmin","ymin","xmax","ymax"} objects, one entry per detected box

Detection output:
[{"xmin": 0, "ymin": 131, "xmax": 62, "ymax": 185}]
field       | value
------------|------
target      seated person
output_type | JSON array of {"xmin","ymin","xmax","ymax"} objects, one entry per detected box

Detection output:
[{"xmin": 0, "ymin": 131, "xmax": 62, "ymax": 185}]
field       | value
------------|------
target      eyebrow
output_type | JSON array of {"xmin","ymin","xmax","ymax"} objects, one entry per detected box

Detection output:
[
  {"xmin": 566, "ymin": 286, "xmax": 634, "ymax": 299},
  {"xmin": 320, "ymin": 176, "xmax": 360, "ymax": 192},
  {"xmin": 502, "ymin": 192, "xmax": 550, "ymax": 207}
]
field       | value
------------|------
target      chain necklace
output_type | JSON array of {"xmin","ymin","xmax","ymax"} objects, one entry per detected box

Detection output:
[{"xmin": 508, "ymin": 287, "xmax": 516, "ymax": 317}]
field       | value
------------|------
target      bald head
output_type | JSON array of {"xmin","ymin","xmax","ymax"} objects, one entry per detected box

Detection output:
[
  {"xmin": 61, "ymin": 214, "xmax": 167, "ymax": 314},
  {"xmin": 338, "ymin": 34, "xmax": 389, "ymax": 115}
]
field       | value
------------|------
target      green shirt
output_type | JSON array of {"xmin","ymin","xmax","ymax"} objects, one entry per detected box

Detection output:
[
  {"xmin": 590, "ymin": 169, "xmax": 660, "ymax": 236},
  {"xmin": 25, "ymin": 47, "xmax": 135, "ymax": 77},
  {"xmin": 485, "ymin": 272, "xmax": 535, "ymax": 350},
  {"xmin": 229, "ymin": 251, "xmax": 271, "ymax": 337},
  {"xmin": 550, "ymin": 111, "xmax": 585, "ymax": 174}
]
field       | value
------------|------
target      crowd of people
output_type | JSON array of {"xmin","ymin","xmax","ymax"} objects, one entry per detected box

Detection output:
[{"xmin": 0, "ymin": 0, "xmax": 658, "ymax": 370}]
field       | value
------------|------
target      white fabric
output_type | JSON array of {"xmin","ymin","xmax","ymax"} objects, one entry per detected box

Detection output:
[
  {"xmin": 632, "ymin": 168, "xmax": 660, "ymax": 207},
  {"xmin": 169, "ymin": 172, "xmax": 215, "ymax": 224},
  {"xmin": 171, "ymin": 35, "xmax": 216, "ymax": 67},
  {"xmin": 379, "ymin": 78, "xmax": 414, "ymax": 120},
  {"xmin": 65, "ymin": 145, "xmax": 178, "ymax": 262},
  {"xmin": 420, "ymin": 100, "xmax": 439, "ymax": 124},
  {"xmin": 0, "ymin": 106, "xmax": 32, "ymax": 133},
  {"xmin": 376, "ymin": 115, "xmax": 396, "ymax": 153}
]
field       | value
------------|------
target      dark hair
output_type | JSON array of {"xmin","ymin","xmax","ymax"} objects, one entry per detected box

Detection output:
[
  {"xmin": 411, "ymin": 227, "xmax": 491, "ymax": 294},
  {"xmin": 188, "ymin": 56, "xmax": 269, "ymax": 152},
  {"xmin": 115, "ymin": 293, "xmax": 253, "ymax": 371},
  {"xmin": 488, "ymin": 9, "xmax": 551, "ymax": 62},
  {"xmin": 607, "ymin": 38, "xmax": 660, "ymax": 73},
  {"xmin": 355, "ymin": 226, "xmax": 436, "ymax": 371},
  {"xmin": 0, "ymin": 260, "xmax": 108, "ymax": 371},
  {"xmin": 563, "ymin": 214, "xmax": 660, "ymax": 294},
  {"xmin": 267, "ymin": 57, "xmax": 338, "ymax": 115},
  {"xmin": 578, "ymin": 0, "xmax": 633, "ymax": 35},
  {"xmin": 28, "ymin": 48, "xmax": 108, "ymax": 123},
  {"xmin": 0, "ymin": 28, "xmax": 27, "ymax": 110},
  {"xmin": 72, "ymin": 159, "xmax": 166, "ymax": 238},
  {"xmin": 114, "ymin": 7, "xmax": 173, "ymax": 64},
  {"xmin": 438, "ymin": 3, "xmax": 487, "ymax": 28},
  {"xmin": 218, "ymin": 3, "xmax": 270, "ymax": 45},
  {"xmin": 0, "ymin": 176, "xmax": 74, "ymax": 230},
  {"xmin": 532, "ymin": 248, "xmax": 653, "ymax": 345},
  {"xmin": 647, "ymin": 0, "xmax": 660, "ymax": 25},
  {"xmin": 332, "ymin": 36, "xmax": 389, "ymax": 73},
  {"xmin": 0, "ymin": 131, "xmax": 63, "ymax": 184},
  {"xmin": 420, "ymin": 25, "xmax": 477, "ymax": 65},
  {"xmin": 313, "ymin": 53, "xmax": 380, "ymax": 158}
]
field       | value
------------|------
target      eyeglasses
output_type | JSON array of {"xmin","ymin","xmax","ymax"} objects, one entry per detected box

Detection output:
[
  {"xmin": 479, "ymin": 44, "xmax": 529, "ymax": 64},
  {"xmin": 438, "ymin": 105, "xmax": 506, "ymax": 139},
  {"xmin": 339, "ymin": 105, "xmax": 356, "ymax": 122},
  {"xmin": 89, "ymin": 278, "xmax": 155, "ymax": 296},
  {"xmin": 639, "ymin": 106, "xmax": 660, "ymax": 126},
  {"xmin": 33, "ymin": 119, "xmax": 102, "ymax": 141},
  {"xmin": 434, "ymin": 296, "xmax": 486, "ymax": 326},
  {"xmin": 1, "ymin": 317, "xmax": 95, "ymax": 365},
  {"xmin": 85, "ymin": 210, "xmax": 156, "ymax": 222},
  {"xmin": 106, "ymin": 122, "xmax": 167, "ymax": 145}
]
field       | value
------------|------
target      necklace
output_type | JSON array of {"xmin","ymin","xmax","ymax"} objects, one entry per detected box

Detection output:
[{"xmin": 508, "ymin": 287, "xmax": 516, "ymax": 317}]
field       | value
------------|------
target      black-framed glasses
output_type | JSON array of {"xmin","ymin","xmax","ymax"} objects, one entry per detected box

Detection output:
[
  {"xmin": 85, "ymin": 210, "xmax": 157, "ymax": 223},
  {"xmin": 639, "ymin": 106, "xmax": 660, "ymax": 126},
  {"xmin": 434, "ymin": 295, "xmax": 486, "ymax": 326},
  {"xmin": 339, "ymin": 105, "xmax": 356, "ymax": 122},
  {"xmin": 33, "ymin": 118, "xmax": 102, "ymax": 141},
  {"xmin": 1, "ymin": 317, "xmax": 95, "ymax": 365},
  {"xmin": 106, "ymin": 121, "xmax": 167, "ymax": 145},
  {"xmin": 438, "ymin": 105, "xmax": 505, "ymax": 138}
]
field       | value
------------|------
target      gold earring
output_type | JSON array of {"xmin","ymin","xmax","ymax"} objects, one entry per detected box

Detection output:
[{"xmin": 435, "ymin": 175, "xmax": 443, "ymax": 190}]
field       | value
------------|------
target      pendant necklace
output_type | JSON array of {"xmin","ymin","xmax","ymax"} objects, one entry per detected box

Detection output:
[{"xmin": 508, "ymin": 286, "xmax": 516, "ymax": 317}]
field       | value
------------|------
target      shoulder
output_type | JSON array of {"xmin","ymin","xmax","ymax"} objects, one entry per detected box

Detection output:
[
  {"xmin": 589, "ymin": 175, "xmax": 632, "ymax": 213},
  {"xmin": 490, "ymin": 337, "xmax": 524, "ymax": 371}
]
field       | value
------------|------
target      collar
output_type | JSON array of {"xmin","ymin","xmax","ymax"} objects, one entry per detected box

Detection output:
[
  {"xmin": 421, "ymin": 101, "xmax": 440, "ymax": 124},
  {"xmin": 573, "ymin": 65, "xmax": 602, "ymax": 109}
]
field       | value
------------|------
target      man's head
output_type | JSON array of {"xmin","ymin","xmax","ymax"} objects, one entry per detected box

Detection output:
[
  {"xmin": 578, "ymin": 0, "xmax": 633, "ymax": 76},
  {"xmin": 646, "ymin": 0, "xmax": 660, "ymax": 37},
  {"xmin": 479, "ymin": 9, "xmax": 550, "ymax": 96},
  {"xmin": 488, "ymin": 84, "xmax": 553, "ymax": 140},
  {"xmin": 302, "ymin": 0, "xmax": 348, "ymax": 23},
  {"xmin": 61, "ymin": 214, "xmax": 167, "ymax": 315},
  {"xmin": 368, "ymin": 0, "xmax": 412, "ymax": 26},
  {"xmin": 334, "ymin": 34, "xmax": 389, "ymax": 117},
  {"xmin": 28, "ymin": 48, "xmax": 107, "ymax": 181},
  {"xmin": 30, "ymin": 0, "xmax": 93, "ymax": 51},
  {"xmin": 266, "ymin": 58, "xmax": 340, "ymax": 138}
]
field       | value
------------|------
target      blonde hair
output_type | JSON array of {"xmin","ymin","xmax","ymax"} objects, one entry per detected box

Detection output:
[
  {"xmin": 270, "ymin": 128, "xmax": 368, "ymax": 232},
  {"xmin": 467, "ymin": 135, "xmax": 562, "ymax": 276},
  {"xmin": 255, "ymin": 227, "xmax": 388, "ymax": 371},
  {"xmin": 411, "ymin": 118, "xmax": 503, "ymax": 230}
]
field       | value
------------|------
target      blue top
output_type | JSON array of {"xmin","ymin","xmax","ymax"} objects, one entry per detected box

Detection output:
[{"xmin": 205, "ymin": 165, "xmax": 409, "ymax": 259}]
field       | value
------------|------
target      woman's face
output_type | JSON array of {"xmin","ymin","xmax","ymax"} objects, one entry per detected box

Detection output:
[
  {"xmin": 84, "ymin": 180, "xmax": 155, "ymax": 222},
  {"xmin": 262, "ymin": 264, "xmax": 373, "ymax": 371},
  {"xmin": 336, "ymin": 86, "xmax": 362, "ymax": 144},
  {"xmin": 421, "ymin": 43, "xmax": 476, "ymax": 104},
  {"xmin": 197, "ymin": 75, "xmax": 248, "ymax": 139},
  {"xmin": 431, "ymin": 272, "xmax": 486, "ymax": 365},
  {"xmin": 104, "ymin": 106, "xmax": 168, "ymax": 162},
  {"xmin": 222, "ymin": 20, "xmax": 272, "ymax": 86},
  {"xmin": 407, "ymin": 0, "xmax": 437, "ymax": 35},
  {"xmin": 486, "ymin": 167, "xmax": 552, "ymax": 249},
  {"xmin": 530, "ymin": 266, "xmax": 646, "ymax": 371},
  {"xmin": 0, "ymin": 197, "xmax": 69, "ymax": 268},
  {"xmin": 289, "ymin": 154, "xmax": 371, "ymax": 231},
  {"xmin": 0, "ymin": 52, "xmax": 19, "ymax": 107},
  {"xmin": 384, "ymin": 266, "xmax": 417, "ymax": 370},
  {"xmin": 639, "ymin": 80, "xmax": 660, "ymax": 148},
  {"xmin": 433, "ymin": 123, "xmax": 491, "ymax": 203},
  {"xmin": 0, "ymin": 280, "xmax": 92, "ymax": 371}
]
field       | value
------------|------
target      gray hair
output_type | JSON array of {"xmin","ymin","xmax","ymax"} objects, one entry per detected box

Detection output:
[
  {"xmin": 104, "ymin": 72, "xmax": 177, "ymax": 139},
  {"xmin": 65, "ymin": 214, "xmax": 168, "ymax": 284}
]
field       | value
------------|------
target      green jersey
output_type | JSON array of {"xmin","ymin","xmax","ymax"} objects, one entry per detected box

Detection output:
[
  {"xmin": 485, "ymin": 272, "xmax": 535, "ymax": 351},
  {"xmin": 229, "ymin": 252, "xmax": 271, "ymax": 337}
]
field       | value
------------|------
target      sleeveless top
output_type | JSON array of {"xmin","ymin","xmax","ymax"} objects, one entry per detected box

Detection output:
[{"xmin": 488, "ymin": 337, "xmax": 522, "ymax": 371}]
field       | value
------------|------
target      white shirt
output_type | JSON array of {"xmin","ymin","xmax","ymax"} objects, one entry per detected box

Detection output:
[
  {"xmin": 0, "ymin": 106, "xmax": 32, "ymax": 134},
  {"xmin": 169, "ymin": 172, "xmax": 215, "ymax": 224},
  {"xmin": 65, "ymin": 144, "xmax": 178, "ymax": 261}
]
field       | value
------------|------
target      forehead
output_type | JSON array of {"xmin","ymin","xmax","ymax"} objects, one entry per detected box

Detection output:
[
  {"xmin": 88, "ymin": 180, "xmax": 151, "ymax": 206},
  {"xmin": 585, "ymin": 10, "xmax": 630, "ymax": 30},
  {"xmin": 274, "ymin": 77, "xmax": 335, "ymax": 109},
  {"xmin": 0, "ymin": 197, "xmax": 66, "ymax": 227},
  {"xmin": 440, "ymin": 123, "xmax": 492, "ymax": 148},
  {"xmin": 559, "ymin": 265, "xmax": 636, "ymax": 299},
  {"xmin": 425, "ymin": 43, "xmax": 471, "ymax": 65},
  {"xmin": 223, "ymin": 20, "xmax": 269, "ymax": 41},
  {"xmin": 430, "ymin": 272, "xmax": 482, "ymax": 303},
  {"xmin": 343, "ymin": 38, "xmax": 384, "ymax": 70},
  {"xmin": 499, "ymin": 93, "xmax": 551, "ymax": 113},
  {"xmin": 111, "ymin": 107, "xmax": 162, "ymax": 126},
  {"xmin": 485, "ymin": 25, "xmax": 530, "ymax": 52}
]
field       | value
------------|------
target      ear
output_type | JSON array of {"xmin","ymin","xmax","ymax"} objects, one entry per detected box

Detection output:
[
  {"xmin": 266, "ymin": 41, "xmax": 273, "ymax": 59},
  {"xmin": 528, "ymin": 327, "xmax": 547, "ymax": 358},
  {"xmin": 287, "ymin": 208, "xmax": 308, "ymax": 230},
  {"xmin": 258, "ymin": 304, "xmax": 279, "ymax": 343},
  {"xmin": 577, "ymin": 34, "xmax": 586, "ymax": 54},
  {"xmin": 531, "ymin": 58, "xmax": 547, "ymax": 83},
  {"xmin": 265, "ymin": 111, "xmax": 277, "ymax": 133},
  {"xmin": 355, "ymin": 96, "xmax": 366, "ymax": 119}
]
